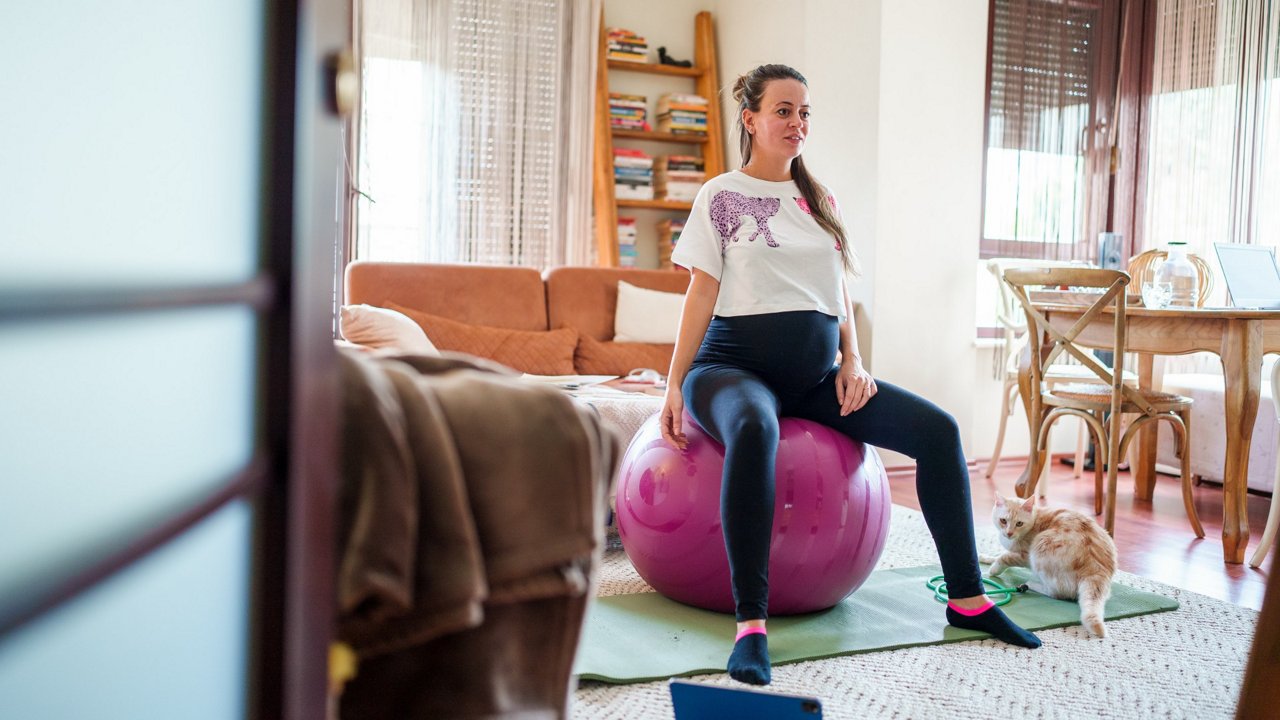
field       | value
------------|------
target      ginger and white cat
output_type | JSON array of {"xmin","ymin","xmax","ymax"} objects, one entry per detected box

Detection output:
[{"xmin": 979, "ymin": 495, "xmax": 1117, "ymax": 637}]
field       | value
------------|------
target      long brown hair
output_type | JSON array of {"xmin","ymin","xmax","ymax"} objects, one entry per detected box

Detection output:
[{"xmin": 732, "ymin": 64, "xmax": 860, "ymax": 276}]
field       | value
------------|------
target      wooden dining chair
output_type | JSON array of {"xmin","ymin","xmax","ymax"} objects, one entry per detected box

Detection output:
[
  {"xmin": 1250, "ymin": 358, "xmax": 1280, "ymax": 567},
  {"xmin": 984, "ymin": 258, "xmax": 1136, "ymax": 488},
  {"xmin": 1003, "ymin": 266, "xmax": 1205, "ymax": 537},
  {"xmin": 1127, "ymin": 249, "xmax": 1215, "ymax": 307}
]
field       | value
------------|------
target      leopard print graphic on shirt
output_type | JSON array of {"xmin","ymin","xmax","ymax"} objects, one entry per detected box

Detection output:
[{"xmin": 710, "ymin": 190, "xmax": 781, "ymax": 251}]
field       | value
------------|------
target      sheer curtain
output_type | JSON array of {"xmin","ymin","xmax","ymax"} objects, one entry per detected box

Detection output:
[
  {"xmin": 355, "ymin": 0, "xmax": 601, "ymax": 267},
  {"xmin": 1142, "ymin": 0, "xmax": 1279, "ymax": 266}
]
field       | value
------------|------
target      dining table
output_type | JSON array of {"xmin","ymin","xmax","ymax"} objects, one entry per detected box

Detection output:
[{"xmin": 1016, "ymin": 300, "xmax": 1280, "ymax": 563}]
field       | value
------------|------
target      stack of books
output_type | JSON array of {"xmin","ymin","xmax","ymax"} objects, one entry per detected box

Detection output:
[
  {"xmin": 609, "ymin": 93, "xmax": 649, "ymax": 131},
  {"xmin": 613, "ymin": 148, "xmax": 654, "ymax": 201},
  {"xmin": 654, "ymin": 155, "xmax": 705, "ymax": 202},
  {"xmin": 618, "ymin": 217, "xmax": 638, "ymax": 267},
  {"xmin": 657, "ymin": 219, "xmax": 684, "ymax": 271},
  {"xmin": 607, "ymin": 28, "xmax": 649, "ymax": 62},
  {"xmin": 656, "ymin": 93, "xmax": 709, "ymax": 136}
]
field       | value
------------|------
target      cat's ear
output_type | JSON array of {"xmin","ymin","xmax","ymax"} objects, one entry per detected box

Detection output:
[
  {"xmin": 994, "ymin": 495, "xmax": 1007, "ymax": 508},
  {"xmin": 1020, "ymin": 496, "xmax": 1036, "ymax": 512}
]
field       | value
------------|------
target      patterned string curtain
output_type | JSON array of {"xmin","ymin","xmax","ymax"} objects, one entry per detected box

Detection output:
[
  {"xmin": 1142, "ymin": 0, "xmax": 1280, "ymax": 276},
  {"xmin": 355, "ymin": 0, "xmax": 601, "ymax": 267},
  {"xmin": 981, "ymin": 0, "xmax": 1121, "ymax": 262}
]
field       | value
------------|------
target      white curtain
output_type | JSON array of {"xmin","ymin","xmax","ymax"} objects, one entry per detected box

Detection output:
[
  {"xmin": 1143, "ymin": 0, "xmax": 1280, "ymax": 263},
  {"xmin": 356, "ymin": 0, "xmax": 601, "ymax": 267}
]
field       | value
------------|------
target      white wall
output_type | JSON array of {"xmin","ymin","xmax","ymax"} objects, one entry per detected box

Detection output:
[
  {"xmin": 868, "ymin": 1, "xmax": 987, "ymax": 465},
  {"xmin": 602, "ymin": 0, "xmax": 1062, "ymax": 471}
]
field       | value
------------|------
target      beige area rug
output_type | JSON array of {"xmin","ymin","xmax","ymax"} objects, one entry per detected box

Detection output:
[{"xmin": 573, "ymin": 505, "xmax": 1258, "ymax": 719}]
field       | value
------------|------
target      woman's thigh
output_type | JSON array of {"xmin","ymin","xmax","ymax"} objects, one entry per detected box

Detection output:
[{"xmin": 683, "ymin": 363, "xmax": 781, "ymax": 445}]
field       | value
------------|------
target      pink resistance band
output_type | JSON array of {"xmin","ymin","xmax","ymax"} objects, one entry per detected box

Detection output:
[
  {"xmin": 735, "ymin": 627, "xmax": 768, "ymax": 642},
  {"xmin": 947, "ymin": 599, "xmax": 995, "ymax": 616}
]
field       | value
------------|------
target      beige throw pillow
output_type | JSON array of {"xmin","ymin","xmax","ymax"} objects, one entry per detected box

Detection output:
[
  {"xmin": 339, "ymin": 304, "xmax": 440, "ymax": 355},
  {"xmin": 613, "ymin": 280, "xmax": 684, "ymax": 343}
]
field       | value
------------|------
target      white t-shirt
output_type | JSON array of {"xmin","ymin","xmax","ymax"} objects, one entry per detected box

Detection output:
[{"xmin": 670, "ymin": 170, "xmax": 848, "ymax": 322}]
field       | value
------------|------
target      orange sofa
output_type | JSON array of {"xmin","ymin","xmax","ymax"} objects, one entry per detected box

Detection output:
[{"xmin": 344, "ymin": 261, "xmax": 690, "ymax": 376}]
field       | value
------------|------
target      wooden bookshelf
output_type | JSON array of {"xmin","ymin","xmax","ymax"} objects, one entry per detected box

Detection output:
[
  {"xmin": 592, "ymin": 11, "xmax": 724, "ymax": 268},
  {"xmin": 606, "ymin": 59, "xmax": 703, "ymax": 78},
  {"xmin": 611, "ymin": 129, "xmax": 709, "ymax": 144}
]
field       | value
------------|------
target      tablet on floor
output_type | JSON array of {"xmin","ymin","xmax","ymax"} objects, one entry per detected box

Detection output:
[{"xmin": 669, "ymin": 679, "xmax": 823, "ymax": 719}]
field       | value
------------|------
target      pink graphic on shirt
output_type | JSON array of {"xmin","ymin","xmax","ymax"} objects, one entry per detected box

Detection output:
[
  {"xmin": 793, "ymin": 194, "xmax": 838, "ymax": 215},
  {"xmin": 710, "ymin": 190, "xmax": 781, "ymax": 251},
  {"xmin": 794, "ymin": 195, "xmax": 843, "ymax": 251}
]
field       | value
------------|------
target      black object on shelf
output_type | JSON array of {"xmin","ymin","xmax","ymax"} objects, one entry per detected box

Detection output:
[{"xmin": 658, "ymin": 46, "xmax": 692, "ymax": 68}]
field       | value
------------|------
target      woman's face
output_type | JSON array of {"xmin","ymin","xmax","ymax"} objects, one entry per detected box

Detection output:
[{"xmin": 743, "ymin": 78, "xmax": 810, "ymax": 162}]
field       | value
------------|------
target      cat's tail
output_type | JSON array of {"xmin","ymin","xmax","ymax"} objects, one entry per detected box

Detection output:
[{"xmin": 1077, "ymin": 575, "xmax": 1112, "ymax": 638}]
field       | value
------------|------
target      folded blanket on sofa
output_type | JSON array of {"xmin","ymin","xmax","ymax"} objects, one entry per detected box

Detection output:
[{"xmin": 335, "ymin": 349, "xmax": 619, "ymax": 659}]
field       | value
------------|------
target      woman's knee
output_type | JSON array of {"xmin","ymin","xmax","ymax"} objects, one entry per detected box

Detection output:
[
  {"xmin": 725, "ymin": 413, "xmax": 779, "ymax": 447},
  {"xmin": 917, "ymin": 408, "xmax": 962, "ymax": 450}
]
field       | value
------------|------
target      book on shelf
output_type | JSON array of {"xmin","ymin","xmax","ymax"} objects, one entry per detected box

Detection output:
[
  {"xmin": 613, "ymin": 148, "xmax": 654, "ymax": 199},
  {"xmin": 655, "ymin": 123, "xmax": 708, "ymax": 136},
  {"xmin": 609, "ymin": 92, "xmax": 647, "ymax": 105},
  {"xmin": 655, "ymin": 93, "xmax": 708, "ymax": 135},
  {"xmin": 607, "ymin": 27, "xmax": 650, "ymax": 63},
  {"xmin": 615, "ymin": 184, "xmax": 655, "ymax": 201},
  {"xmin": 654, "ymin": 155, "xmax": 705, "ymax": 172},
  {"xmin": 657, "ymin": 219, "xmax": 685, "ymax": 271},
  {"xmin": 654, "ymin": 153, "xmax": 705, "ymax": 201},
  {"xmin": 657, "ymin": 93, "xmax": 708, "ymax": 111},
  {"xmin": 609, "ymin": 92, "xmax": 650, "ymax": 131},
  {"xmin": 618, "ymin": 216, "xmax": 639, "ymax": 267}
]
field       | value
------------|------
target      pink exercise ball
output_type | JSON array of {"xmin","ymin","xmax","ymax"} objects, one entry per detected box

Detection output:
[{"xmin": 615, "ymin": 412, "xmax": 891, "ymax": 615}]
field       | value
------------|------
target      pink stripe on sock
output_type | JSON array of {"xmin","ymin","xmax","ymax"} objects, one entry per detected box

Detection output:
[
  {"xmin": 735, "ymin": 627, "xmax": 767, "ymax": 642},
  {"xmin": 948, "ymin": 599, "xmax": 996, "ymax": 617}
]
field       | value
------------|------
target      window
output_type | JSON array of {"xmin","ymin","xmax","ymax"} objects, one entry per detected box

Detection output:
[
  {"xmin": 355, "ymin": 0, "xmax": 585, "ymax": 268},
  {"xmin": 980, "ymin": 0, "xmax": 1118, "ymax": 262}
]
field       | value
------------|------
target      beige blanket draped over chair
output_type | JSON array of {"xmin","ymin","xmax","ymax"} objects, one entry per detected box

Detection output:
[{"xmin": 334, "ymin": 348, "xmax": 620, "ymax": 719}]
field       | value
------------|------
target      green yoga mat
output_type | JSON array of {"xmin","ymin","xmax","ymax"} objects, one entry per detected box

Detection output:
[{"xmin": 575, "ymin": 564, "xmax": 1178, "ymax": 684}]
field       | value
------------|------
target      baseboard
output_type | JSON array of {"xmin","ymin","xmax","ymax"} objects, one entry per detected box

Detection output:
[{"xmin": 884, "ymin": 453, "xmax": 1073, "ymax": 476}]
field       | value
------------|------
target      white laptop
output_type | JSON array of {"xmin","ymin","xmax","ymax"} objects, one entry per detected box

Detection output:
[{"xmin": 1213, "ymin": 243, "xmax": 1280, "ymax": 310}]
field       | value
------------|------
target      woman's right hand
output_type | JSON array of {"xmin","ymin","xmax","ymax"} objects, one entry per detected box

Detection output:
[{"xmin": 660, "ymin": 386, "xmax": 689, "ymax": 451}]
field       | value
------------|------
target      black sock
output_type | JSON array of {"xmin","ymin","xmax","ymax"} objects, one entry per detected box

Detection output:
[
  {"xmin": 727, "ymin": 631, "xmax": 771, "ymax": 685},
  {"xmin": 946, "ymin": 601, "xmax": 1041, "ymax": 649}
]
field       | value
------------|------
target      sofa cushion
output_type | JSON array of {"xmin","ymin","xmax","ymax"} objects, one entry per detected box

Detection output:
[
  {"xmin": 339, "ymin": 304, "xmax": 440, "ymax": 355},
  {"xmin": 614, "ymin": 281, "xmax": 683, "ymax": 344},
  {"xmin": 545, "ymin": 267, "xmax": 689, "ymax": 341},
  {"xmin": 347, "ymin": 262, "xmax": 549, "ymax": 331},
  {"xmin": 574, "ymin": 334, "xmax": 674, "ymax": 376},
  {"xmin": 390, "ymin": 303, "xmax": 578, "ymax": 375}
]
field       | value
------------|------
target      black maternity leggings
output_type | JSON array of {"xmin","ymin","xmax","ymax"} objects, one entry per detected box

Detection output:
[{"xmin": 683, "ymin": 311, "xmax": 984, "ymax": 621}]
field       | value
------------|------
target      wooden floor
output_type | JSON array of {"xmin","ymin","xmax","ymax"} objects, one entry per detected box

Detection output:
[{"xmin": 887, "ymin": 455, "xmax": 1276, "ymax": 611}]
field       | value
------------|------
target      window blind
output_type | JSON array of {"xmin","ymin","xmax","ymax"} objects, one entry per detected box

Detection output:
[{"xmin": 981, "ymin": 0, "xmax": 1114, "ymax": 261}]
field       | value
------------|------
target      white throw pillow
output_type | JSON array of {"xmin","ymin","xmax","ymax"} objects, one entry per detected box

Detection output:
[
  {"xmin": 339, "ymin": 304, "xmax": 439, "ymax": 355},
  {"xmin": 613, "ymin": 281, "xmax": 684, "ymax": 344}
]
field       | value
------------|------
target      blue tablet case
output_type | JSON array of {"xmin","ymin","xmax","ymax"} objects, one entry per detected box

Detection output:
[{"xmin": 669, "ymin": 680, "xmax": 823, "ymax": 719}]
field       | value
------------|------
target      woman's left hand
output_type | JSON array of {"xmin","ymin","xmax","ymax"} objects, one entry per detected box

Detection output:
[{"xmin": 835, "ymin": 358, "xmax": 877, "ymax": 416}]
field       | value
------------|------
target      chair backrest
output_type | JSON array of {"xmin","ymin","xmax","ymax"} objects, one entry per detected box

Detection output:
[
  {"xmin": 985, "ymin": 258, "xmax": 1093, "ymax": 333},
  {"xmin": 1002, "ymin": 266, "xmax": 1157, "ymax": 416},
  {"xmin": 985, "ymin": 258, "xmax": 1092, "ymax": 376},
  {"xmin": 1126, "ymin": 249, "xmax": 1215, "ymax": 306}
]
